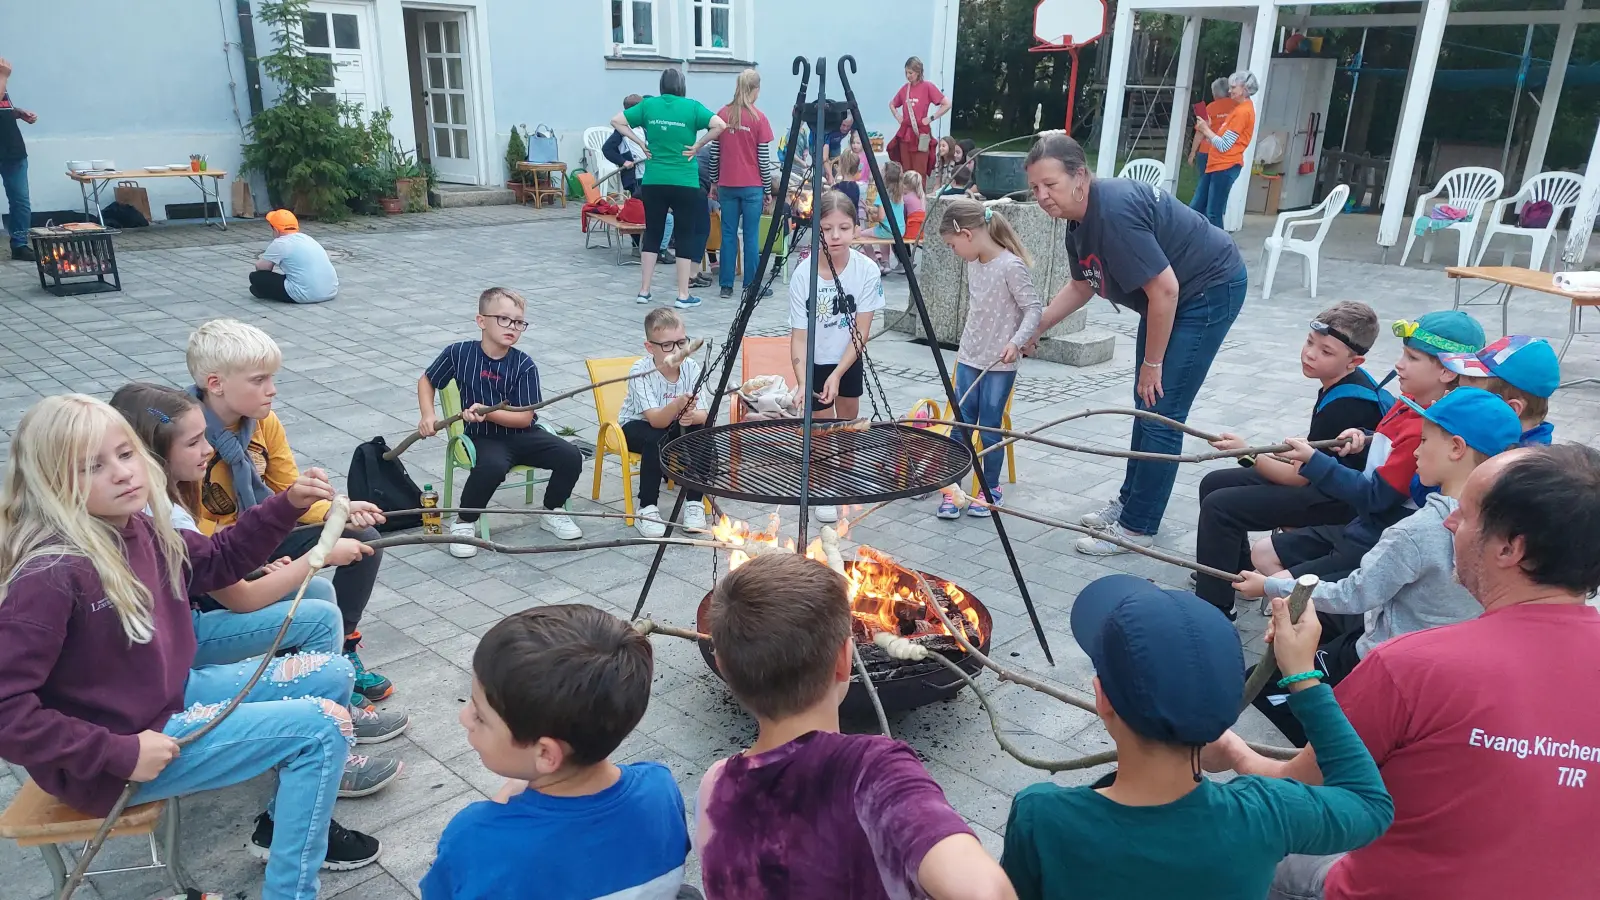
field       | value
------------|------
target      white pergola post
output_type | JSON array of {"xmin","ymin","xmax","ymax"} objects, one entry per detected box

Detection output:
[
  {"xmin": 1097, "ymin": 2, "xmax": 1137, "ymax": 177},
  {"xmin": 1223, "ymin": 2, "xmax": 1277, "ymax": 231},
  {"xmin": 1378, "ymin": 0, "xmax": 1449, "ymax": 251},
  {"xmin": 1524, "ymin": 0, "xmax": 1582, "ymax": 182},
  {"xmin": 1163, "ymin": 16, "xmax": 1203, "ymax": 192},
  {"xmin": 1562, "ymin": 118, "xmax": 1600, "ymax": 266},
  {"xmin": 1236, "ymin": 18, "xmax": 1255, "ymax": 72}
]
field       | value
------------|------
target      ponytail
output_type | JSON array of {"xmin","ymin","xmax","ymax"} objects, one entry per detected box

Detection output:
[{"xmin": 937, "ymin": 198, "xmax": 1032, "ymax": 267}]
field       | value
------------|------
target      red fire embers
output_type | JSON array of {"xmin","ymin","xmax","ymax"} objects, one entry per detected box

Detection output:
[{"xmin": 40, "ymin": 242, "xmax": 113, "ymax": 277}]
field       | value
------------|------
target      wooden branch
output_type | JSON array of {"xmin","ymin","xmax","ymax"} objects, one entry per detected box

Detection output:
[
  {"xmin": 985, "ymin": 503, "xmax": 1245, "ymax": 583},
  {"xmin": 1238, "ymin": 575, "xmax": 1318, "ymax": 714},
  {"xmin": 907, "ymin": 419, "xmax": 1349, "ymax": 464},
  {"xmin": 852, "ymin": 642, "xmax": 893, "ymax": 738},
  {"xmin": 292, "ymin": 506, "xmax": 717, "ymax": 537},
  {"xmin": 385, "ymin": 338, "xmax": 706, "ymax": 459},
  {"xmin": 364, "ymin": 533, "xmax": 740, "ymax": 555},
  {"xmin": 954, "ymin": 359, "xmax": 1001, "ymax": 410},
  {"xmin": 633, "ymin": 619, "xmax": 710, "ymax": 642}
]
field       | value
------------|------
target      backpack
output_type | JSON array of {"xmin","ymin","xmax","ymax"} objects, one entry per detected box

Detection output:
[
  {"xmin": 100, "ymin": 201, "xmax": 149, "ymax": 228},
  {"xmin": 1519, "ymin": 200, "xmax": 1554, "ymax": 229},
  {"xmin": 618, "ymin": 196, "xmax": 647, "ymax": 225},
  {"xmin": 1316, "ymin": 368, "xmax": 1396, "ymax": 416},
  {"xmin": 347, "ymin": 436, "xmax": 424, "ymax": 533}
]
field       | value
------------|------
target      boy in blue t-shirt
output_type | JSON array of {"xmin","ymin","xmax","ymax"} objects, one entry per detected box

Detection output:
[{"xmin": 421, "ymin": 605, "xmax": 694, "ymax": 900}]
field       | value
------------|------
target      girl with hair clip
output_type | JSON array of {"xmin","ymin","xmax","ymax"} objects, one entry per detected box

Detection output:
[
  {"xmin": 0, "ymin": 394, "xmax": 384, "ymax": 898},
  {"xmin": 935, "ymin": 199, "xmax": 1042, "ymax": 518}
]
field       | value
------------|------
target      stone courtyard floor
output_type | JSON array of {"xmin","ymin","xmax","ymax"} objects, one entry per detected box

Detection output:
[{"xmin": 2, "ymin": 204, "xmax": 1598, "ymax": 899}]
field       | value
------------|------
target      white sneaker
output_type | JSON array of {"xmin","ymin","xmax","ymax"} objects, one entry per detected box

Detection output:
[
  {"xmin": 635, "ymin": 505, "xmax": 666, "ymax": 538},
  {"xmin": 814, "ymin": 505, "xmax": 839, "ymax": 523},
  {"xmin": 448, "ymin": 521, "xmax": 478, "ymax": 558},
  {"xmin": 1079, "ymin": 499, "xmax": 1125, "ymax": 529},
  {"xmin": 540, "ymin": 510, "xmax": 584, "ymax": 541},
  {"xmin": 1075, "ymin": 521, "xmax": 1155, "ymax": 557},
  {"xmin": 683, "ymin": 503, "xmax": 708, "ymax": 531}
]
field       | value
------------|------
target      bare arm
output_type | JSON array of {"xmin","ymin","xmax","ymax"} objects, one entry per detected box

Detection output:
[
  {"xmin": 1211, "ymin": 730, "xmax": 1326, "ymax": 785},
  {"xmin": 693, "ymin": 114, "xmax": 729, "ymax": 150},
  {"xmin": 1034, "ymin": 279, "xmax": 1095, "ymax": 337},
  {"xmin": 416, "ymin": 374, "xmax": 439, "ymax": 434},
  {"xmin": 1254, "ymin": 453, "xmax": 1310, "ymax": 487},
  {"xmin": 930, "ymin": 97, "xmax": 953, "ymax": 122},
  {"xmin": 919, "ymin": 834, "xmax": 1019, "ymax": 900},
  {"xmin": 207, "ymin": 556, "xmax": 315, "ymax": 613},
  {"xmin": 1139, "ymin": 267, "xmax": 1181, "ymax": 367},
  {"xmin": 790, "ymin": 328, "xmax": 809, "ymax": 396}
]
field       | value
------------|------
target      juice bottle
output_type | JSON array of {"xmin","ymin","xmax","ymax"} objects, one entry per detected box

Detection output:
[{"xmin": 421, "ymin": 484, "xmax": 442, "ymax": 535}]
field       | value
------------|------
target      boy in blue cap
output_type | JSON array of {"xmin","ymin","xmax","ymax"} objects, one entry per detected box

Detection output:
[
  {"xmin": 1250, "ymin": 309, "xmax": 1486, "ymax": 587},
  {"xmin": 1001, "ymin": 575, "xmax": 1392, "ymax": 899},
  {"xmin": 1238, "ymin": 387, "xmax": 1523, "ymax": 745},
  {"xmin": 1440, "ymin": 334, "xmax": 1560, "ymax": 445}
]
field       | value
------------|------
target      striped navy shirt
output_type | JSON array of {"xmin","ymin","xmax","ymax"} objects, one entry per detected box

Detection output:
[{"xmin": 425, "ymin": 341, "xmax": 542, "ymax": 437}]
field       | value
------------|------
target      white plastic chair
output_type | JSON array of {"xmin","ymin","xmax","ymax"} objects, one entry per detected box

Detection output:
[
  {"xmin": 1473, "ymin": 171, "xmax": 1583, "ymax": 271},
  {"xmin": 1400, "ymin": 167, "xmax": 1505, "ymax": 267},
  {"xmin": 582, "ymin": 126, "xmax": 617, "ymax": 189},
  {"xmin": 1118, "ymin": 158, "xmax": 1167, "ymax": 190},
  {"xmin": 1260, "ymin": 185, "xmax": 1349, "ymax": 301}
]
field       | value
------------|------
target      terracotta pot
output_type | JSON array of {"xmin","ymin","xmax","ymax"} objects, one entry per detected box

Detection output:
[
  {"xmin": 379, "ymin": 197, "xmax": 404, "ymax": 214},
  {"xmin": 394, "ymin": 178, "xmax": 416, "ymax": 200},
  {"xmin": 509, "ymin": 181, "xmax": 527, "ymax": 202}
]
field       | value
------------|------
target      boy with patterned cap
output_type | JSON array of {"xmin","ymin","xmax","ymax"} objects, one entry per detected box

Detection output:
[
  {"xmin": 1001, "ymin": 575, "xmax": 1392, "ymax": 898},
  {"xmin": 1440, "ymin": 334, "xmax": 1560, "ymax": 445}
]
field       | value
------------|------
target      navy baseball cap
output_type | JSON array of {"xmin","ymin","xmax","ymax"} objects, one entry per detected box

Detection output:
[
  {"xmin": 1071, "ymin": 575, "xmax": 1244, "ymax": 746},
  {"xmin": 1400, "ymin": 386, "xmax": 1522, "ymax": 456}
]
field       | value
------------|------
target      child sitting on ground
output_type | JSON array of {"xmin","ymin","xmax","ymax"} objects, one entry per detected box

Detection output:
[
  {"xmin": 1248, "ymin": 310, "xmax": 1485, "ymax": 585},
  {"xmin": 934, "ymin": 199, "xmax": 1041, "ymax": 520},
  {"xmin": 417, "ymin": 287, "xmax": 586, "ymax": 554},
  {"xmin": 1237, "ymin": 387, "xmax": 1524, "ymax": 746},
  {"xmin": 251, "ymin": 209, "xmax": 338, "ymax": 304},
  {"xmin": 1001, "ymin": 575, "xmax": 1392, "ymax": 898},
  {"xmin": 0, "ymin": 395, "xmax": 385, "ymax": 890},
  {"xmin": 619, "ymin": 307, "xmax": 708, "ymax": 538},
  {"xmin": 699, "ymin": 553, "xmax": 1017, "ymax": 900},
  {"xmin": 1193, "ymin": 302, "xmax": 1387, "ymax": 618},
  {"xmin": 421, "ymin": 605, "xmax": 696, "ymax": 900},
  {"xmin": 187, "ymin": 318, "xmax": 396, "ymax": 705}
]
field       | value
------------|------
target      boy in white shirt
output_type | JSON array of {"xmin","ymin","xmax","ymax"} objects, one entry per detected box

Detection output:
[
  {"xmin": 618, "ymin": 307, "xmax": 708, "ymax": 537},
  {"xmin": 251, "ymin": 209, "xmax": 339, "ymax": 304}
]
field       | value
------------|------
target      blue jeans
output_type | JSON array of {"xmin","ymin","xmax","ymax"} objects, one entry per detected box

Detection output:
[
  {"xmin": 1118, "ymin": 267, "xmax": 1248, "ymax": 535},
  {"xmin": 953, "ymin": 363, "xmax": 1018, "ymax": 487},
  {"xmin": 719, "ymin": 185, "xmax": 765, "ymax": 289},
  {"xmin": 0, "ymin": 156, "xmax": 29, "ymax": 248},
  {"xmin": 132, "ymin": 652, "xmax": 355, "ymax": 900},
  {"xmin": 191, "ymin": 577, "xmax": 341, "ymax": 668},
  {"xmin": 662, "ymin": 211, "xmax": 675, "ymax": 251},
  {"xmin": 1189, "ymin": 163, "xmax": 1241, "ymax": 229}
]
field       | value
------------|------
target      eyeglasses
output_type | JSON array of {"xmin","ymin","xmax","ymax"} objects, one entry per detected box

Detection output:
[
  {"xmin": 1392, "ymin": 320, "xmax": 1476, "ymax": 355},
  {"xmin": 487, "ymin": 314, "xmax": 529, "ymax": 332},
  {"xmin": 1309, "ymin": 319, "xmax": 1368, "ymax": 355},
  {"xmin": 648, "ymin": 337, "xmax": 691, "ymax": 352}
]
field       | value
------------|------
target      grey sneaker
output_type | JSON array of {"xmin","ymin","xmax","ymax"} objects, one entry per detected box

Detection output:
[
  {"xmin": 1075, "ymin": 521, "xmax": 1155, "ymax": 557},
  {"xmin": 1079, "ymin": 499, "xmax": 1125, "ymax": 529},
  {"xmin": 339, "ymin": 753, "xmax": 403, "ymax": 798},
  {"xmin": 351, "ymin": 700, "xmax": 410, "ymax": 745}
]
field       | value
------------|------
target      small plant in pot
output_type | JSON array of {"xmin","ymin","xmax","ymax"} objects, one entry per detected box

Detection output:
[{"xmin": 506, "ymin": 124, "xmax": 528, "ymax": 201}]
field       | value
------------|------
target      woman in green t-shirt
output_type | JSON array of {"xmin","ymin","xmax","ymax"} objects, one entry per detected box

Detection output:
[{"xmin": 611, "ymin": 68, "xmax": 726, "ymax": 310}]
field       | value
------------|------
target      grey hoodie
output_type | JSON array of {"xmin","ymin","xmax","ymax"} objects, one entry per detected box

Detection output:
[{"xmin": 1265, "ymin": 493, "xmax": 1480, "ymax": 659}]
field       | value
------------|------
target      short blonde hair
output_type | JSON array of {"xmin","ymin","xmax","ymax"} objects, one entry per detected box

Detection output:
[
  {"xmin": 478, "ymin": 286, "xmax": 526, "ymax": 314},
  {"xmin": 186, "ymin": 319, "xmax": 283, "ymax": 385},
  {"xmin": 644, "ymin": 306, "xmax": 682, "ymax": 337}
]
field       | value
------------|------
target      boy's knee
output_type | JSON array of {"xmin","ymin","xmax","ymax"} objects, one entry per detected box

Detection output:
[
  {"xmin": 1250, "ymin": 537, "xmax": 1280, "ymax": 572},
  {"xmin": 555, "ymin": 441, "xmax": 585, "ymax": 473}
]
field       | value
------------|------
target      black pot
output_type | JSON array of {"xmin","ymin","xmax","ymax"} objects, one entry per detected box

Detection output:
[{"xmin": 974, "ymin": 150, "xmax": 1030, "ymax": 200}]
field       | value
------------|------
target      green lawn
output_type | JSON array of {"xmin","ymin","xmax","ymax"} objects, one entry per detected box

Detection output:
[{"xmin": 950, "ymin": 127, "xmax": 1202, "ymax": 205}]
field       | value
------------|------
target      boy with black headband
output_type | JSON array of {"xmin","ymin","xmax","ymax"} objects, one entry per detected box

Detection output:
[
  {"xmin": 1000, "ymin": 575, "xmax": 1392, "ymax": 898},
  {"xmin": 1193, "ymin": 302, "xmax": 1386, "ymax": 618}
]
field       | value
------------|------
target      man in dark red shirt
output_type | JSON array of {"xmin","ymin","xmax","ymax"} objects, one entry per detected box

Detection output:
[
  {"xmin": 0, "ymin": 57, "xmax": 39, "ymax": 261},
  {"xmin": 1207, "ymin": 443, "xmax": 1600, "ymax": 900}
]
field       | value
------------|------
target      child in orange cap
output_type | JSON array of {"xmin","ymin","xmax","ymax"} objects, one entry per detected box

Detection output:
[{"xmin": 252, "ymin": 208, "xmax": 339, "ymax": 304}]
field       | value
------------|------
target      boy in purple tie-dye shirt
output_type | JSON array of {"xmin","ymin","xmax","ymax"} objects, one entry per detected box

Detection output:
[{"xmin": 696, "ymin": 553, "xmax": 1017, "ymax": 900}]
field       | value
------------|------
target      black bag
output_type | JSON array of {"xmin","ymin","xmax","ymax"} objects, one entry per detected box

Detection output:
[
  {"xmin": 99, "ymin": 201, "xmax": 150, "ymax": 228},
  {"xmin": 347, "ymin": 436, "xmax": 424, "ymax": 533}
]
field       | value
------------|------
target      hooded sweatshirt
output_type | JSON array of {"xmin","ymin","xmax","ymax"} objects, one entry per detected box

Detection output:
[
  {"xmin": 1265, "ymin": 493, "xmax": 1479, "ymax": 659},
  {"xmin": 0, "ymin": 492, "xmax": 301, "ymax": 815}
]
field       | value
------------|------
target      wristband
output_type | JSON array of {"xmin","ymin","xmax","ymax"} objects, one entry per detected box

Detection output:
[
  {"xmin": 1237, "ymin": 454, "xmax": 1257, "ymax": 468},
  {"xmin": 1141, "ymin": 360, "xmax": 1163, "ymax": 368},
  {"xmin": 1276, "ymin": 670, "xmax": 1325, "ymax": 689}
]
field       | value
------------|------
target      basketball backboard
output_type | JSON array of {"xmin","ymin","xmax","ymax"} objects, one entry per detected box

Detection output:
[{"xmin": 1034, "ymin": 0, "xmax": 1106, "ymax": 48}]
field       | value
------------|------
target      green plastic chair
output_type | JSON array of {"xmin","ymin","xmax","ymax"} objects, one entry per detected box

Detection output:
[{"xmin": 439, "ymin": 380, "xmax": 554, "ymax": 542}]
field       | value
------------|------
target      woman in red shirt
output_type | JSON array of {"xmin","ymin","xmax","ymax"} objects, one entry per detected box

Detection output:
[
  {"xmin": 1191, "ymin": 71, "xmax": 1259, "ymax": 229},
  {"xmin": 887, "ymin": 56, "xmax": 950, "ymax": 179},
  {"xmin": 709, "ymin": 69, "xmax": 774, "ymax": 300}
]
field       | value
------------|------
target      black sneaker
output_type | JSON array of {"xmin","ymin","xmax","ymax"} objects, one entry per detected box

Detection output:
[
  {"xmin": 248, "ymin": 812, "xmax": 381, "ymax": 871},
  {"xmin": 10, "ymin": 245, "xmax": 36, "ymax": 262},
  {"xmin": 658, "ymin": 250, "xmax": 677, "ymax": 264},
  {"xmin": 689, "ymin": 272, "xmax": 713, "ymax": 289},
  {"xmin": 719, "ymin": 286, "xmax": 734, "ymax": 299}
]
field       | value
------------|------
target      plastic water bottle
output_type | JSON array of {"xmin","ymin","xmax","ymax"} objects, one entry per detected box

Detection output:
[{"xmin": 421, "ymin": 484, "xmax": 442, "ymax": 535}]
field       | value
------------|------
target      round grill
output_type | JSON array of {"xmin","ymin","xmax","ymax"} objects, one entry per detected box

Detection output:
[{"xmin": 660, "ymin": 420, "xmax": 973, "ymax": 505}]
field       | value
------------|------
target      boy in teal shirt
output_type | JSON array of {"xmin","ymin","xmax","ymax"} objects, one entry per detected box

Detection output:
[{"xmin": 1001, "ymin": 575, "xmax": 1392, "ymax": 899}]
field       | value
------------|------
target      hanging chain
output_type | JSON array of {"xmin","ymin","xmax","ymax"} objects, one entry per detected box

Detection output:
[{"xmin": 817, "ymin": 242, "xmax": 895, "ymax": 421}]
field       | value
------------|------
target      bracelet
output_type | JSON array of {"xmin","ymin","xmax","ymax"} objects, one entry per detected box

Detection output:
[
  {"xmin": 1141, "ymin": 360, "xmax": 1163, "ymax": 368},
  {"xmin": 1276, "ymin": 670, "xmax": 1325, "ymax": 689}
]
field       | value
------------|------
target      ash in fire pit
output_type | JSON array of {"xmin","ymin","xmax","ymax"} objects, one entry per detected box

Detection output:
[{"xmin": 30, "ymin": 225, "xmax": 122, "ymax": 296}]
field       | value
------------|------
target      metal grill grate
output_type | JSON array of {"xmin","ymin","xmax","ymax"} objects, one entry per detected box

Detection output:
[
  {"xmin": 661, "ymin": 420, "xmax": 973, "ymax": 505},
  {"xmin": 30, "ymin": 227, "xmax": 122, "ymax": 296}
]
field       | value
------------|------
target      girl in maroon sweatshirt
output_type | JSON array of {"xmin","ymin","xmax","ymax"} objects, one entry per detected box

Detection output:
[{"xmin": 0, "ymin": 394, "xmax": 378, "ymax": 899}]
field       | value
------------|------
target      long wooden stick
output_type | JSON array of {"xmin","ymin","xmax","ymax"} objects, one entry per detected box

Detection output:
[
  {"xmin": 1239, "ymin": 575, "xmax": 1318, "ymax": 714},
  {"xmin": 58, "ymin": 498, "xmax": 353, "ymax": 900},
  {"xmin": 364, "ymin": 532, "xmax": 743, "ymax": 556},
  {"xmin": 907, "ymin": 419, "xmax": 1349, "ymax": 464},
  {"xmin": 289, "ymin": 506, "xmax": 719, "ymax": 537},
  {"xmin": 385, "ymin": 338, "xmax": 706, "ymax": 459},
  {"xmin": 987, "ymin": 503, "xmax": 1244, "ymax": 582}
]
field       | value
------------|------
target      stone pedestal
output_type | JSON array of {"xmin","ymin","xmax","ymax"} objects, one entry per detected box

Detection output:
[{"xmin": 893, "ymin": 197, "xmax": 1115, "ymax": 367}]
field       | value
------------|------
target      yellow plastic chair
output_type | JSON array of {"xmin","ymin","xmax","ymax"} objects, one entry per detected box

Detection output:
[
  {"xmin": 587, "ymin": 356, "xmax": 712, "ymax": 525},
  {"xmin": 440, "ymin": 380, "xmax": 549, "ymax": 542},
  {"xmin": 938, "ymin": 394, "xmax": 1018, "ymax": 493}
]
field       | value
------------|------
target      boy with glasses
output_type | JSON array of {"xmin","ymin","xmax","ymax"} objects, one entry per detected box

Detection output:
[
  {"xmin": 619, "ymin": 307, "xmax": 708, "ymax": 537},
  {"xmin": 416, "ymin": 287, "xmax": 585, "ymax": 555}
]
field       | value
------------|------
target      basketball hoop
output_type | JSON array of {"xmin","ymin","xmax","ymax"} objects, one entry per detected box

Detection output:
[{"xmin": 1032, "ymin": 1, "xmax": 1106, "ymax": 134}]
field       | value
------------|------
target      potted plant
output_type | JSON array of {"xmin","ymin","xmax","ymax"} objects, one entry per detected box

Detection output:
[{"xmin": 506, "ymin": 124, "xmax": 528, "ymax": 201}]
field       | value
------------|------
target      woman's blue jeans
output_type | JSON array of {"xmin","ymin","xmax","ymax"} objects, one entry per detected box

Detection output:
[
  {"xmin": 719, "ymin": 185, "xmax": 765, "ymax": 289},
  {"xmin": 1189, "ymin": 163, "xmax": 1241, "ymax": 229},
  {"xmin": 190, "ymin": 577, "xmax": 341, "ymax": 668},
  {"xmin": 1117, "ymin": 268, "xmax": 1248, "ymax": 535},
  {"xmin": 953, "ymin": 363, "xmax": 1018, "ymax": 488},
  {"xmin": 132, "ymin": 651, "xmax": 355, "ymax": 900}
]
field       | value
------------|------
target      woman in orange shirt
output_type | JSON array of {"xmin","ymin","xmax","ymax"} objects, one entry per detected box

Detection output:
[
  {"xmin": 1191, "ymin": 71, "xmax": 1260, "ymax": 229},
  {"xmin": 1188, "ymin": 78, "xmax": 1234, "ymax": 175}
]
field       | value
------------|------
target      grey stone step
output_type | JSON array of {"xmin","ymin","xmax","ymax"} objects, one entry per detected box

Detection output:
[
  {"xmin": 1032, "ymin": 328, "xmax": 1117, "ymax": 367},
  {"xmin": 431, "ymin": 184, "xmax": 516, "ymax": 208}
]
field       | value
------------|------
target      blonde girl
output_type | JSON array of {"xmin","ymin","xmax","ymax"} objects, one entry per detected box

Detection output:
[
  {"xmin": 710, "ymin": 68, "xmax": 775, "ymax": 300},
  {"xmin": 902, "ymin": 170, "xmax": 927, "ymax": 220},
  {"xmin": 935, "ymin": 200, "xmax": 1042, "ymax": 518},
  {"xmin": 788, "ymin": 190, "xmax": 885, "ymax": 523},
  {"xmin": 833, "ymin": 149, "xmax": 863, "ymax": 217},
  {"xmin": 0, "ymin": 394, "xmax": 381, "ymax": 898}
]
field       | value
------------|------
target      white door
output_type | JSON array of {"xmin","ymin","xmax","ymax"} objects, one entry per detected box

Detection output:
[
  {"xmin": 302, "ymin": 2, "xmax": 378, "ymax": 111},
  {"xmin": 417, "ymin": 12, "xmax": 477, "ymax": 183}
]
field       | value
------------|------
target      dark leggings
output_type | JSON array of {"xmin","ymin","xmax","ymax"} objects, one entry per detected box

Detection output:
[
  {"xmin": 1193, "ymin": 466, "xmax": 1354, "ymax": 612},
  {"xmin": 622, "ymin": 419, "xmax": 703, "ymax": 507},
  {"xmin": 273, "ymin": 524, "xmax": 382, "ymax": 636},
  {"xmin": 458, "ymin": 429, "xmax": 584, "ymax": 520},
  {"xmin": 1247, "ymin": 611, "xmax": 1365, "ymax": 747},
  {"xmin": 249, "ymin": 270, "xmax": 294, "ymax": 302},
  {"xmin": 640, "ymin": 183, "xmax": 709, "ymax": 261}
]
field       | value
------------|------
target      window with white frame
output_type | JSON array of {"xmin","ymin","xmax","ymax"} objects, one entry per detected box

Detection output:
[
  {"xmin": 692, "ymin": 0, "xmax": 732, "ymax": 56},
  {"xmin": 612, "ymin": 0, "xmax": 658, "ymax": 54}
]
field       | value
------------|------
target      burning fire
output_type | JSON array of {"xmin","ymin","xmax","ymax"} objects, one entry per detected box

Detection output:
[
  {"xmin": 712, "ymin": 511, "xmax": 984, "ymax": 644},
  {"xmin": 40, "ymin": 243, "xmax": 109, "ymax": 277}
]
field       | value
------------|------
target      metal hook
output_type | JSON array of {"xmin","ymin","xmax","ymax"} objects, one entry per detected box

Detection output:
[{"xmin": 792, "ymin": 56, "xmax": 810, "ymax": 79}]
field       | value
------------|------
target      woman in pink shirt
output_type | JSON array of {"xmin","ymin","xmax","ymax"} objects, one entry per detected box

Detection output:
[
  {"xmin": 887, "ymin": 56, "xmax": 950, "ymax": 179},
  {"xmin": 708, "ymin": 69, "xmax": 774, "ymax": 300}
]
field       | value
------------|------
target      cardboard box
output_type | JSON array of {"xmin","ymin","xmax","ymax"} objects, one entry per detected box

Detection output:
[{"xmin": 1247, "ymin": 174, "xmax": 1282, "ymax": 216}]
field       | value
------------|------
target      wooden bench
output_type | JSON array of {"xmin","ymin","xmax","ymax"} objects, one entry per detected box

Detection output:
[
  {"xmin": 0, "ymin": 779, "xmax": 187, "ymax": 893},
  {"xmin": 584, "ymin": 212, "xmax": 646, "ymax": 266}
]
